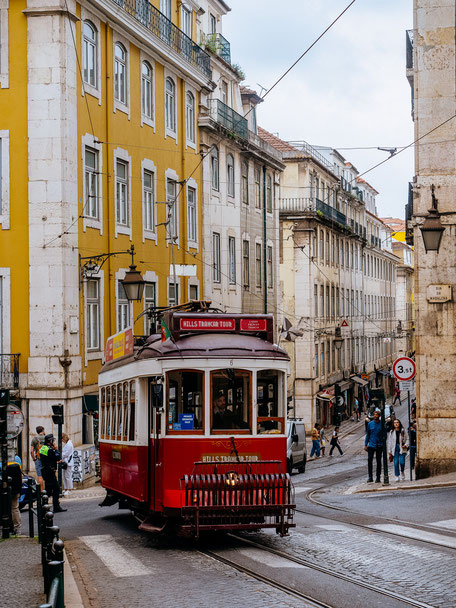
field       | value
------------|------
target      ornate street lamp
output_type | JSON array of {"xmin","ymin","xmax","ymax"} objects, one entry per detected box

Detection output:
[
  {"xmin": 121, "ymin": 245, "xmax": 145, "ymax": 302},
  {"xmin": 80, "ymin": 245, "xmax": 145, "ymax": 302},
  {"xmin": 420, "ymin": 185, "xmax": 445, "ymax": 253},
  {"xmin": 334, "ymin": 326, "xmax": 344, "ymax": 351}
]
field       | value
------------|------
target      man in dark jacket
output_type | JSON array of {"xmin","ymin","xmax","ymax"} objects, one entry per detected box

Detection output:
[
  {"xmin": 5, "ymin": 460, "xmax": 22, "ymax": 534},
  {"xmin": 364, "ymin": 409, "xmax": 384, "ymax": 483},
  {"xmin": 39, "ymin": 434, "xmax": 67, "ymax": 513}
]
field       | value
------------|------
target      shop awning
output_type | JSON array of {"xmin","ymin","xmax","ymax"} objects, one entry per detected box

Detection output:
[
  {"xmin": 352, "ymin": 376, "xmax": 369, "ymax": 387},
  {"xmin": 336, "ymin": 380, "xmax": 352, "ymax": 393},
  {"xmin": 317, "ymin": 389, "xmax": 335, "ymax": 401}
]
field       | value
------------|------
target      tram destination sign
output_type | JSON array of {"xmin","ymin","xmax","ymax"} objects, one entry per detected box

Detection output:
[{"xmin": 180, "ymin": 318, "xmax": 235, "ymax": 331}]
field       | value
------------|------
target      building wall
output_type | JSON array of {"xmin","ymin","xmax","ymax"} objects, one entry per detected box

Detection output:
[
  {"xmin": 411, "ymin": 0, "xmax": 456, "ymax": 476},
  {"xmin": 1, "ymin": 0, "xmax": 211, "ymax": 468}
]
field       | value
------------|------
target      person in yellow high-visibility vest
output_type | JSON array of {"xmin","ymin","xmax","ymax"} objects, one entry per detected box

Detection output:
[{"xmin": 39, "ymin": 434, "xmax": 67, "ymax": 513}]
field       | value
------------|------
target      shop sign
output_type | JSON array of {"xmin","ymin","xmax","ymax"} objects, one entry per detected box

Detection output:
[{"xmin": 427, "ymin": 284, "xmax": 452, "ymax": 303}]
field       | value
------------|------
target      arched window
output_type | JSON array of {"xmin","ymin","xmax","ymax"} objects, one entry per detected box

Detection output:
[
  {"xmin": 114, "ymin": 43, "xmax": 127, "ymax": 104},
  {"xmin": 185, "ymin": 91, "xmax": 195, "ymax": 143},
  {"xmin": 83, "ymin": 21, "xmax": 97, "ymax": 87},
  {"xmin": 211, "ymin": 146, "xmax": 219, "ymax": 190},
  {"xmin": 165, "ymin": 77, "xmax": 176, "ymax": 132},
  {"xmin": 227, "ymin": 154, "xmax": 235, "ymax": 197},
  {"xmin": 141, "ymin": 61, "xmax": 153, "ymax": 119}
]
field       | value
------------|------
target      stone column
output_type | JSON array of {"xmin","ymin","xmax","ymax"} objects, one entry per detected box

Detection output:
[
  {"xmin": 25, "ymin": 0, "xmax": 82, "ymax": 445},
  {"xmin": 413, "ymin": 0, "xmax": 456, "ymax": 477}
]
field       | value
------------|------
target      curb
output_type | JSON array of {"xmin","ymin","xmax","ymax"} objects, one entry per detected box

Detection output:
[
  {"xmin": 63, "ymin": 549, "xmax": 85, "ymax": 608},
  {"xmin": 346, "ymin": 480, "xmax": 456, "ymax": 495}
]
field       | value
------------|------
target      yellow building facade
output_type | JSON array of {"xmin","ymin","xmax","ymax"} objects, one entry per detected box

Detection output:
[{"xmin": 0, "ymin": 0, "xmax": 215, "ymax": 471}]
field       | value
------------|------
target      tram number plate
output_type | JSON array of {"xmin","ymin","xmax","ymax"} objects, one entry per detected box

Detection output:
[{"xmin": 112, "ymin": 450, "xmax": 121, "ymax": 461}]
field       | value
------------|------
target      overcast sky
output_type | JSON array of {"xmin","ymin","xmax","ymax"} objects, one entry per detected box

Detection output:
[{"xmin": 223, "ymin": 0, "xmax": 413, "ymax": 219}]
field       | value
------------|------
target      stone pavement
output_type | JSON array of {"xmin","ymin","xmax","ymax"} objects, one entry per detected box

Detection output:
[
  {"xmin": 0, "ymin": 524, "xmax": 85, "ymax": 607},
  {"xmin": 0, "ymin": 536, "xmax": 44, "ymax": 608}
]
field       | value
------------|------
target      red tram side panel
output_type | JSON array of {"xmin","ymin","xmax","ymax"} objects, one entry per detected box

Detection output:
[{"xmin": 98, "ymin": 311, "xmax": 296, "ymax": 537}]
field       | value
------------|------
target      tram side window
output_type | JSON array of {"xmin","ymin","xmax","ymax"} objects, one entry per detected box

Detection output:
[
  {"xmin": 211, "ymin": 369, "xmax": 251, "ymax": 432},
  {"xmin": 257, "ymin": 370, "xmax": 284, "ymax": 434},
  {"xmin": 167, "ymin": 370, "xmax": 203, "ymax": 432},
  {"xmin": 99, "ymin": 381, "xmax": 136, "ymax": 442}
]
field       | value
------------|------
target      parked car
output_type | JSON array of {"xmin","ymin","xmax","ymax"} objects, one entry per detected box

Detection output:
[
  {"xmin": 365, "ymin": 404, "xmax": 396, "ymax": 432},
  {"xmin": 287, "ymin": 419, "xmax": 307, "ymax": 474}
]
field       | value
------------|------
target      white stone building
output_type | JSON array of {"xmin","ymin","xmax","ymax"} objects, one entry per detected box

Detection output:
[
  {"xmin": 260, "ymin": 133, "xmax": 399, "ymax": 429},
  {"xmin": 198, "ymin": 1, "xmax": 284, "ymax": 317},
  {"xmin": 406, "ymin": 3, "xmax": 456, "ymax": 476}
]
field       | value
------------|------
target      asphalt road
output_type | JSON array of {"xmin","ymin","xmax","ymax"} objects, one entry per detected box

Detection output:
[{"xmin": 60, "ymin": 436, "xmax": 456, "ymax": 608}]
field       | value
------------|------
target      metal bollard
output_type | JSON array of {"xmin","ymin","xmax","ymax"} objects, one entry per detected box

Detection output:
[
  {"xmin": 27, "ymin": 478, "xmax": 36, "ymax": 538},
  {"xmin": 45, "ymin": 560, "xmax": 65, "ymax": 608},
  {"xmin": 42, "ymin": 511, "xmax": 54, "ymax": 593}
]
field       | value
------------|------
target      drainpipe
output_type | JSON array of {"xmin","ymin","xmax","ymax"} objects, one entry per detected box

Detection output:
[{"xmin": 263, "ymin": 165, "xmax": 267, "ymax": 313}]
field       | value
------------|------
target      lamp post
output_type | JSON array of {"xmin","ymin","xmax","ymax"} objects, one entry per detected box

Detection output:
[
  {"xmin": 121, "ymin": 245, "xmax": 145, "ymax": 302},
  {"xmin": 419, "ymin": 185, "xmax": 445, "ymax": 253}
]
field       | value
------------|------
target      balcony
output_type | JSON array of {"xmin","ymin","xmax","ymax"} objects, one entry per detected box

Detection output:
[
  {"xmin": 205, "ymin": 33, "xmax": 231, "ymax": 64},
  {"xmin": 0, "ymin": 354, "xmax": 20, "ymax": 389},
  {"xmin": 208, "ymin": 99, "xmax": 248, "ymax": 139},
  {"xmin": 111, "ymin": 0, "xmax": 211, "ymax": 79},
  {"xmin": 406, "ymin": 29, "xmax": 414, "ymax": 70},
  {"xmin": 286, "ymin": 141, "xmax": 334, "ymax": 173},
  {"xmin": 279, "ymin": 197, "xmax": 347, "ymax": 226},
  {"xmin": 316, "ymin": 199, "xmax": 346, "ymax": 225}
]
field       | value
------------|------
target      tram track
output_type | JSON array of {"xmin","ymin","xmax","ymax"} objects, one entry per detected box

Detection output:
[
  {"xmin": 200, "ymin": 547, "xmax": 332, "ymax": 608},
  {"xmin": 220, "ymin": 533, "xmax": 435, "ymax": 608},
  {"xmin": 295, "ymin": 470, "xmax": 456, "ymax": 550}
]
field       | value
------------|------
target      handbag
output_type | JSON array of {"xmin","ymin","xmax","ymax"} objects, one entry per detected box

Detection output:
[{"xmin": 61, "ymin": 461, "xmax": 68, "ymax": 470}]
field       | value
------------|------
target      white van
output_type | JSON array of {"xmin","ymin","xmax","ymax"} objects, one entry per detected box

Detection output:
[{"xmin": 287, "ymin": 419, "xmax": 307, "ymax": 474}]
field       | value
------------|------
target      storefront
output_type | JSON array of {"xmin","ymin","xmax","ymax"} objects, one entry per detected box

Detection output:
[
  {"xmin": 352, "ymin": 376, "xmax": 370, "ymax": 413},
  {"xmin": 316, "ymin": 387, "xmax": 335, "ymax": 427}
]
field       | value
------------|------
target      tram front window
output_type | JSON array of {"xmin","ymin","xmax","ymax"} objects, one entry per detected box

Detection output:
[
  {"xmin": 167, "ymin": 370, "xmax": 203, "ymax": 432},
  {"xmin": 211, "ymin": 369, "xmax": 251, "ymax": 432},
  {"xmin": 257, "ymin": 369, "xmax": 285, "ymax": 434}
]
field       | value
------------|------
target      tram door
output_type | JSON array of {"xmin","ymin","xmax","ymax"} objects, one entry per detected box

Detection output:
[{"xmin": 149, "ymin": 379, "xmax": 163, "ymax": 511}]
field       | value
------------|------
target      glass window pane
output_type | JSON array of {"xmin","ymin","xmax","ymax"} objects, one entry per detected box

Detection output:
[
  {"xmin": 167, "ymin": 370, "xmax": 204, "ymax": 432},
  {"xmin": 211, "ymin": 369, "xmax": 251, "ymax": 432}
]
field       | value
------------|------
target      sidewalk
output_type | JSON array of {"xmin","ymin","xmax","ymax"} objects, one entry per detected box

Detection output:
[
  {"xmin": 0, "ymin": 536, "xmax": 44, "ymax": 607},
  {"xmin": 346, "ymin": 470, "xmax": 456, "ymax": 495},
  {"xmin": 0, "ymin": 524, "xmax": 85, "ymax": 608}
]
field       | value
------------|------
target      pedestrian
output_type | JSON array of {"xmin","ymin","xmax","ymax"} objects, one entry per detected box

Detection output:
[
  {"xmin": 409, "ymin": 421, "xmax": 417, "ymax": 472},
  {"xmin": 329, "ymin": 426, "xmax": 343, "ymax": 456},
  {"xmin": 388, "ymin": 419, "xmax": 409, "ymax": 481},
  {"xmin": 354, "ymin": 397, "xmax": 360, "ymax": 422},
  {"xmin": 39, "ymin": 434, "xmax": 67, "ymax": 513},
  {"xmin": 31, "ymin": 425, "xmax": 46, "ymax": 491},
  {"xmin": 310, "ymin": 423, "xmax": 321, "ymax": 458},
  {"xmin": 3, "ymin": 458, "xmax": 22, "ymax": 535},
  {"xmin": 61, "ymin": 433, "xmax": 74, "ymax": 495},
  {"xmin": 364, "ymin": 409, "xmax": 384, "ymax": 483},
  {"xmin": 411, "ymin": 399, "xmax": 416, "ymax": 420},
  {"xmin": 320, "ymin": 427, "xmax": 326, "ymax": 456},
  {"xmin": 392, "ymin": 385, "xmax": 401, "ymax": 406}
]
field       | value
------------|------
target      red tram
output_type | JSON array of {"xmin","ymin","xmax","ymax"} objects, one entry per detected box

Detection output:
[{"xmin": 98, "ymin": 306, "xmax": 295, "ymax": 537}]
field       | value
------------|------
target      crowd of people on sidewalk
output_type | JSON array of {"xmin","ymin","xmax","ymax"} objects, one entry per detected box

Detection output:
[{"xmin": 308, "ymin": 384, "xmax": 417, "ymax": 485}]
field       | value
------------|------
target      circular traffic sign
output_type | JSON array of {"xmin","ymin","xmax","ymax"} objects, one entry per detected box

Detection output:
[
  {"xmin": 392, "ymin": 357, "xmax": 416, "ymax": 381},
  {"xmin": 7, "ymin": 404, "xmax": 24, "ymax": 439}
]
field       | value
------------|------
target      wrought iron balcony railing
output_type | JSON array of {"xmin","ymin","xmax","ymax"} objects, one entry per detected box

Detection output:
[
  {"xmin": 111, "ymin": 0, "xmax": 211, "ymax": 79},
  {"xmin": 0, "ymin": 353, "xmax": 20, "ymax": 389},
  {"xmin": 205, "ymin": 33, "xmax": 231, "ymax": 64},
  {"xmin": 316, "ymin": 198, "xmax": 346, "ymax": 225},
  {"xmin": 279, "ymin": 197, "xmax": 346, "ymax": 226},
  {"xmin": 208, "ymin": 99, "xmax": 248, "ymax": 139}
]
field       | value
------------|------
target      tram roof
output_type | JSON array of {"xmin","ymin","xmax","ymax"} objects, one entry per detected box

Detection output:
[{"xmin": 100, "ymin": 332, "xmax": 290, "ymax": 373}]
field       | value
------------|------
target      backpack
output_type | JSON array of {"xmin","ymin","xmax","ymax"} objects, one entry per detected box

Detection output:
[{"xmin": 33, "ymin": 436, "xmax": 42, "ymax": 459}]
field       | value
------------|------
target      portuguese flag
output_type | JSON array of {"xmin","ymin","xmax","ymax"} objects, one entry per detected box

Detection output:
[{"xmin": 161, "ymin": 319, "xmax": 171, "ymax": 342}]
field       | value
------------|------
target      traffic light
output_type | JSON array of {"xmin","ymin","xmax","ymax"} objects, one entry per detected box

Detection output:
[{"xmin": 51, "ymin": 403, "xmax": 64, "ymax": 426}]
